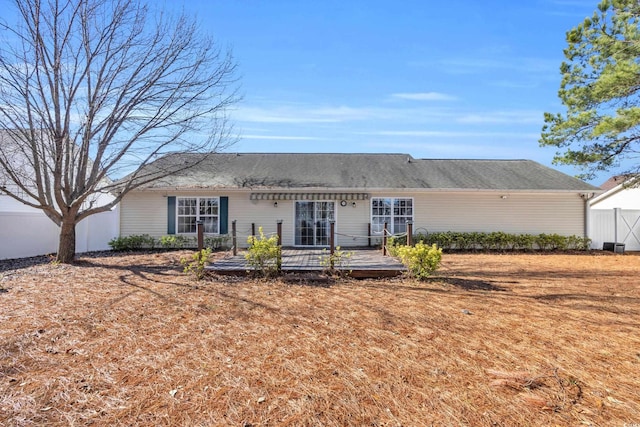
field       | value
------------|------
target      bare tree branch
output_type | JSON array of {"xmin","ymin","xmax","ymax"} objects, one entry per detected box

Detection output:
[{"xmin": 0, "ymin": 0, "xmax": 239, "ymax": 262}]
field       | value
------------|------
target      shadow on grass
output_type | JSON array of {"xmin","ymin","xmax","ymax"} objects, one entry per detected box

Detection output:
[
  {"xmin": 354, "ymin": 275, "xmax": 508, "ymax": 294},
  {"xmin": 439, "ymin": 277, "xmax": 508, "ymax": 292}
]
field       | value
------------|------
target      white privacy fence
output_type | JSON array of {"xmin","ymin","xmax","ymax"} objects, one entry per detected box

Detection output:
[
  {"xmin": 589, "ymin": 208, "xmax": 640, "ymax": 251},
  {"xmin": 0, "ymin": 205, "xmax": 119, "ymax": 260}
]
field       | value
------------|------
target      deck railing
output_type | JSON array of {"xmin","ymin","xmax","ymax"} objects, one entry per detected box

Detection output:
[{"xmin": 196, "ymin": 219, "xmax": 416, "ymax": 258}]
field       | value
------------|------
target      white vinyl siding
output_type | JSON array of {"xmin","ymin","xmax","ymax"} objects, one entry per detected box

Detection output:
[
  {"xmin": 409, "ymin": 192, "xmax": 584, "ymax": 236},
  {"xmin": 590, "ymin": 186, "xmax": 640, "ymax": 210},
  {"xmin": 120, "ymin": 190, "xmax": 586, "ymax": 247},
  {"xmin": 120, "ymin": 192, "xmax": 167, "ymax": 237}
]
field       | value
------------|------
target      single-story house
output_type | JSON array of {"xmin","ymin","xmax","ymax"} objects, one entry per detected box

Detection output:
[{"xmin": 119, "ymin": 153, "xmax": 600, "ymax": 248}]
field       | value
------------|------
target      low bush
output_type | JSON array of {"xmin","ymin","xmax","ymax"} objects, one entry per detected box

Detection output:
[
  {"xmin": 565, "ymin": 235, "xmax": 591, "ymax": 250},
  {"xmin": 160, "ymin": 235, "xmax": 194, "ymax": 249},
  {"xmin": 204, "ymin": 235, "xmax": 231, "ymax": 250},
  {"xmin": 245, "ymin": 227, "xmax": 281, "ymax": 277},
  {"xmin": 395, "ymin": 242, "xmax": 443, "ymax": 280},
  {"xmin": 411, "ymin": 231, "xmax": 591, "ymax": 252},
  {"xmin": 109, "ymin": 234, "xmax": 231, "ymax": 251},
  {"xmin": 319, "ymin": 246, "xmax": 354, "ymax": 276},
  {"xmin": 181, "ymin": 248, "xmax": 212, "ymax": 281},
  {"xmin": 108, "ymin": 234, "xmax": 155, "ymax": 251}
]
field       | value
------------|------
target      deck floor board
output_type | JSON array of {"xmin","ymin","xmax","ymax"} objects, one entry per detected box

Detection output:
[{"xmin": 208, "ymin": 248, "xmax": 405, "ymax": 278}]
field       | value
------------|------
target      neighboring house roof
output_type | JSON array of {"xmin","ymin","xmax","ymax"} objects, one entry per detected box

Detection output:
[
  {"xmin": 599, "ymin": 174, "xmax": 633, "ymax": 191},
  {"xmin": 132, "ymin": 153, "xmax": 600, "ymax": 192}
]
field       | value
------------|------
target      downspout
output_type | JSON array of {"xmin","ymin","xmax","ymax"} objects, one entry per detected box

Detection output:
[{"xmin": 581, "ymin": 193, "xmax": 595, "ymax": 244}]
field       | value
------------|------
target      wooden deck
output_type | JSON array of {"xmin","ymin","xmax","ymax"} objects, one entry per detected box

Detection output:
[{"xmin": 207, "ymin": 248, "xmax": 406, "ymax": 278}]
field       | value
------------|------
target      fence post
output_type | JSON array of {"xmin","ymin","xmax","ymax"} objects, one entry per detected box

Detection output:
[
  {"xmin": 406, "ymin": 220, "xmax": 413, "ymax": 246},
  {"xmin": 614, "ymin": 208, "xmax": 620, "ymax": 243},
  {"xmin": 197, "ymin": 220, "xmax": 204, "ymax": 251},
  {"xmin": 276, "ymin": 220, "xmax": 283, "ymax": 246},
  {"xmin": 232, "ymin": 220, "xmax": 237, "ymax": 256},
  {"xmin": 329, "ymin": 220, "xmax": 336, "ymax": 255},
  {"xmin": 276, "ymin": 220, "xmax": 283, "ymax": 272},
  {"xmin": 382, "ymin": 222, "xmax": 388, "ymax": 256}
]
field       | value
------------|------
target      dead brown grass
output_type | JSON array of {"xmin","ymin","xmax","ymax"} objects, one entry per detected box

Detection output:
[{"xmin": 0, "ymin": 251, "xmax": 639, "ymax": 426}]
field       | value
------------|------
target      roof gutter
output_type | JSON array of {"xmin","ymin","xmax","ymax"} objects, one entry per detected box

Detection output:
[
  {"xmin": 136, "ymin": 186, "xmax": 602, "ymax": 194},
  {"xmin": 581, "ymin": 192, "xmax": 597, "ymax": 239}
]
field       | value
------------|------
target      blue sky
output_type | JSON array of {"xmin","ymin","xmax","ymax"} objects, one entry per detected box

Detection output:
[{"xmin": 177, "ymin": 0, "xmax": 613, "ymax": 183}]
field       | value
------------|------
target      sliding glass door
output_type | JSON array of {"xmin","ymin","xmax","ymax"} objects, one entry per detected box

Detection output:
[{"xmin": 295, "ymin": 201, "xmax": 335, "ymax": 246}]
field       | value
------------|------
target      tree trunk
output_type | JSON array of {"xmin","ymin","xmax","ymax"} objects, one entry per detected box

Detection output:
[{"xmin": 57, "ymin": 218, "xmax": 77, "ymax": 264}]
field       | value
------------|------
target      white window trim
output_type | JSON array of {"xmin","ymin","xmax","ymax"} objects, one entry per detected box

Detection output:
[
  {"xmin": 370, "ymin": 197, "xmax": 414, "ymax": 235},
  {"xmin": 176, "ymin": 196, "xmax": 220, "ymax": 234}
]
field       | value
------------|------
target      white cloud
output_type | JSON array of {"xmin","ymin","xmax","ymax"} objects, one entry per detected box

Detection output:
[
  {"xmin": 241, "ymin": 134, "xmax": 323, "ymax": 141},
  {"xmin": 456, "ymin": 110, "xmax": 543, "ymax": 124},
  {"xmin": 363, "ymin": 141, "xmax": 496, "ymax": 158},
  {"xmin": 364, "ymin": 141, "xmax": 544, "ymax": 160},
  {"xmin": 235, "ymin": 101, "xmax": 543, "ymax": 132},
  {"xmin": 391, "ymin": 92, "xmax": 457, "ymax": 101},
  {"xmin": 234, "ymin": 103, "xmax": 452, "ymax": 125},
  {"xmin": 439, "ymin": 56, "xmax": 558, "ymax": 75},
  {"xmin": 361, "ymin": 130, "xmax": 541, "ymax": 139},
  {"xmin": 234, "ymin": 105, "xmax": 390, "ymax": 124}
]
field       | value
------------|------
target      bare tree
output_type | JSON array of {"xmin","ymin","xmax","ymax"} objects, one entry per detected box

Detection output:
[{"xmin": 0, "ymin": 0, "xmax": 238, "ymax": 263}]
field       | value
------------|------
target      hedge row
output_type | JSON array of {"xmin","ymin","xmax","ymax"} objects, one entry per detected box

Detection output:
[
  {"xmin": 108, "ymin": 234, "xmax": 231, "ymax": 251},
  {"xmin": 389, "ymin": 231, "xmax": 591, "ymax": 252}
]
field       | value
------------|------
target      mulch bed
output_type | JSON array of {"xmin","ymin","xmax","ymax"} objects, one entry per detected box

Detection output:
[{"xmin": 1, "ymin": 250, "xmax": 639, "ymax": 426}]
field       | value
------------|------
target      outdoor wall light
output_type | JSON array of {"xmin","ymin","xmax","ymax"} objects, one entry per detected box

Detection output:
[
  {"xmin": 352, "ymin": 201, "xmax": 357, "ymax": 207},
  {"xmin": 273, "ymin": 201, "xmax": 278, "ymax": 207}
]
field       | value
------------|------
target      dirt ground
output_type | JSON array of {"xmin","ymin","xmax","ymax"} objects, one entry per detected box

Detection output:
[{"xmin": 0, "ymin": 250, "xmax": 638, "ymax": 426}]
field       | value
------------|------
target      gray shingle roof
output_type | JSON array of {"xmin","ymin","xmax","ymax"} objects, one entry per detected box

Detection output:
[{"xmin": 134, "ymin": 153, "xmax": 599, "ymax": 192}]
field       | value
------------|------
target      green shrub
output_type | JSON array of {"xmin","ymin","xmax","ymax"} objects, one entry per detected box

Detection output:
[
  {"xmin": 110, "ymin": 233, "xmax": 232, "ymax": 251},
  {"xmin": 450, "ymin": 231, "xmax": 472, "ymax": 251},
  {"xmin": 108, "ymin": 234, "xmax": 156, "ymax": 251},
  {"xmin": 395, "ymin": 242, "xmax": 443, "ymax": 280},
  {"xmin": 484, "ymin": 231, "xmax": 508, "ymax": 251},
  {"xmin": 108, "ymin": 236, "xmax": 128, "ymax": 251},
  {"xmin": 513, "ymin": 234, "xmax": 535, "ymax": 251},
  {"xmin": 245, "ymin": 227, "xmax": 281, "ymax": 277},
  {"xmin": 406, "ymin": 231, "xmax": 590, "ymax": 253},
  {"xmin": 565, "ymin": 235, "xmax": 591, "ymax": 250},
  {"xmin": 387, "ymin": 235, "xmax": 406, "ymax": 247},
  {"xmin": 204, "ymin": 235, "xmax": 230, "ymax": 250},
  {"xmin": 160, "ymin": 235, "xmax": 193, "ymax": 249},
  {"xmin": 386, "ymin": 236, "xmax": 403, "ymax": 257},
  {"xmin": 319, "ymin": 246, "xmax": 354, "ymax": 276},
  {"xmin": 181, "ymin": 248, "xmax": 212, "ymax": 281},
  {"xmin": 535, "ymin": 233, "xmax": 566, "ymax": 251},
  {"xmin": 423, "ymin": 232, "xmax": 454, "ymax": 251}
]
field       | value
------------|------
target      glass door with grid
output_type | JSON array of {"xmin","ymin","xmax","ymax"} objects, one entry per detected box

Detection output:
[{"xmin": 295, "ymin": 201, "xmax": 335, "ymax": 246}]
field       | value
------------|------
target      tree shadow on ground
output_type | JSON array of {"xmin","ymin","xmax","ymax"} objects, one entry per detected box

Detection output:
[
  {"xmin": 76, "ymin": 259, "xmax": 188, "ymax": 283},
  {"xmin": 439, "ymin": 277, "xmax": 508, "ymax": 292},
  {"xmin": 0, "ymin": 255, "xmax": 51, "ymax": 273},
  {"xmin": 354, "ymin": 275, "xmax": 509, "ymax": 294},
  {"xmin": 280, "ymin": 273, "xmax": 334, "ymax": 288}
]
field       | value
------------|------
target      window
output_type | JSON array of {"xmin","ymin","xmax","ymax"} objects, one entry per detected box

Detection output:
[
  {"xmin": 371, "ymin": 197, "xmax": 413, "ymax": 234},
  {"xmin": 177, "ymin": 197, "xmax": 219, "ymax": 234}
]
